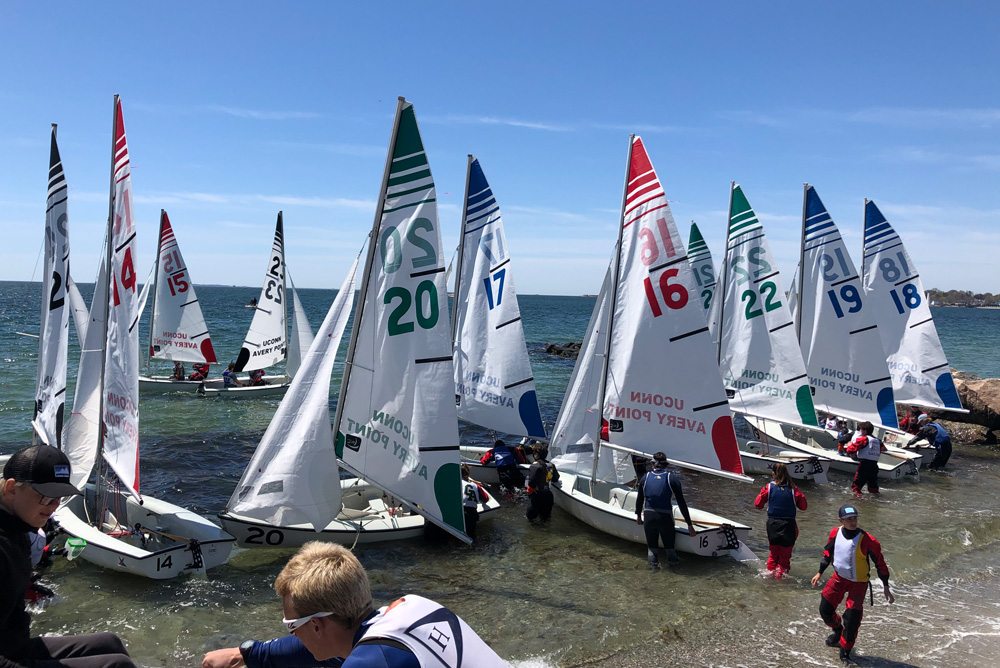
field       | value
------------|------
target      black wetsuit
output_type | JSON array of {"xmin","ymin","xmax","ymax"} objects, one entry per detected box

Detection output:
[
  {"xmin": 635, "ymin": 468, "xmax": 693, "ymax": 560},
  {"xmin": 526, "ymin": 458, "xmax": 558, "ymax": 521}
]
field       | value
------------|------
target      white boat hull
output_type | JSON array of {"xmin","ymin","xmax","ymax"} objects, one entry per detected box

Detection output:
[
  {"xmin": 742, "ymin": 415, "xmax": 920, "ymax": 480},
  {"xmin": 53, "ymin": 484, "xmax": 234, "ymax": 579},
  {"xmin": 459, "ymin": 446, "xmax": 530, "ymax": 486},
  {"xmin": 219, "ymin": 478, "xmax": 500, "ymax": 548},
  {"xmin": 139, "ymin": 374, "xmax": 291, "ymax": 398},
  {"xmin": 738, "ymin": 442, "xmax": 831, "ymax": 484},
  {"xmin": 551, "ymin": 472, "xmax": 756, "ymax": 561}
]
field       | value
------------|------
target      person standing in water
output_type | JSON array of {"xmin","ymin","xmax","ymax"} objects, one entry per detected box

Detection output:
[
  {"xmin": 635, "ymin": 452, "xmax": 695, "ymax": 569},
  {"xmin": 753, "ymin": 462, "xmax": 807, "ymax": 578}
]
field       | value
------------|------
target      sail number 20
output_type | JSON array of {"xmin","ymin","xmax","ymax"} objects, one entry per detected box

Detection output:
[{"xmin": 381, "ymin": 217, "xmax": 440, "ymax": 336}]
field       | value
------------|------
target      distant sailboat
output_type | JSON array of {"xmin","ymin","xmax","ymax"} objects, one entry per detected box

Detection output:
[
  {"xmin": 861, "ymin": 200, "xmax": 965, "ymax": 413},
  {"xmin": 549, "ymin": 136, "xmax": 755, "ymax": 561},
  {"xmin": 687, "ymin": 221, "xmax": 721, "ymax": 342}
]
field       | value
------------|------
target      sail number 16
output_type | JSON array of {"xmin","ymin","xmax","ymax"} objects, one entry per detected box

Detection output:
[{"xmin": 640, "ymin": 217, "xmax": 688, "ymax": 316}]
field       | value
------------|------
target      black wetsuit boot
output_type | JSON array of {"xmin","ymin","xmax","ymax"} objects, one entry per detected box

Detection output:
[{"xmin": 825, "ymin": 626, "xmax": 843, "ymax": 647}]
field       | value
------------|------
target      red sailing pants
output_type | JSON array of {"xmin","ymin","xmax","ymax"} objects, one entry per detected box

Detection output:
[{"xmin": 820, "ymin": 572, "xmax": 869, "ymax": 650}]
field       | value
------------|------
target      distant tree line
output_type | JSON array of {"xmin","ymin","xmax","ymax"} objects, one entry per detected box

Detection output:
[{"xmin": 926, "ymin": 289, "xmax": 1000, "ymax": 307}]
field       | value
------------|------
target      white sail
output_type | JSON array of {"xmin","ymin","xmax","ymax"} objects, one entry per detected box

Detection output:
[
  {"xmin": 285, "ymin": 271, "xmax": 314, "ymax": 379},
  {"xmin": 796, "ymin": 185, "xmax": 898, "ymax": 429},
  {"xmin": 64, "ymin": 258, "xmax": 107, "ymax": 491},
  {"xmin": 66, "ymin": 274, "xmax": 89, "ymax": 347},
  {"xmin": 136, "ymin": 263, "xmax": 153, "ymax": 336},
  {"xmin": 862, "ymin": 200, "xmax": 963, "ymax": 411},
  {"xmin": 687, "ymin": 221, "xmax": 721, "ymax": 342},
  {"xmin": 148, "ymin": 211, "xmax": 217, "ymax": 365},
  {"xmin": 101, "ymin": 97, "xmax": 141, "ymax": 495},
  {"xmin": 452, "ymin": 156, "xmax": 546, "ymax": 439},
  {"xmin": 549, "ymin": 263, "xmax": 619, "ymax": 480},
  {"xmin": 334, "ymin": 99, "xmax": 466, "ymax": 541},
  {"xmin": 34, "ymin": 126, "xmax": 71, "ymax": 447},
  {"xmin": 718, "ymin": 184, "xmax": 818, "ymax": 427},
  {"xmin": 602, "ymin": 137, "xmax": 743, "ymax": 474},
  {"xmin": 228, "ymin": 256, "xmax": 359, "ymax": 531},
  {"xmin": 235, "ymin": 213, "xmax": 287, "ymax": 373}
]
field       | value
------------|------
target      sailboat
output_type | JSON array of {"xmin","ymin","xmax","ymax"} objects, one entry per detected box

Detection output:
[
  {"xmin": 53, "ymin": 96, "xmax": 233, "ymax": 578},
  {"xmin": 451, "ymin": 156, "xmax": 547, "ymax": 480},
  {"xmin": 137, "ymin": 210, "xmax": 219, "ymax": 392},
  {"xmin": 714, "ymin": 184, "xmax": 831, "ymax": 483},
  {"xmin": 687, "ymin": 221, "xmax": 721, "ymax": 342},
  {"xmin": 743, "ymin": 185, "xmax": 922, "ymax": 478},
  {"xmin": 861, "ymin": 200, "xmax": 966, "ymax": 416},
  {"xmin": 200, "ymin": 212, "xmax": 309, "ymax": 397},
  {"xmin": 549, "ymin": 136, "xmax": 754, "ymax": 560}
]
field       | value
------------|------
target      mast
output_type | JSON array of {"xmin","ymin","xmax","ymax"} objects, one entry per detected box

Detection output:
[
  {"xmin": 278, "ymin": 211, "xmax": 288, "ymax": 364},
  {"xmin": 861, "ymin": 198, "xmax": 870, "ymax": 282},
  {"xmin": 795, "ymin": 183, "xmax": 808, "ymax": 343},
  {"xmin": 716, "ymin": 181, "xmax": 735, "ymax": 364},
  {"xmin": 331, "ymin": 97, "xmax": 406, "ymax": 441},
  {"xmin": 592, "ymin": 135, "xmax": 634, "ymax": 482},
  {"xmin": 147, "ymin": 209, "xmax": 165, "ymax": 377},
  {"xmin": 450, "ymin": 154, "xmax": 474, "ymax": 344},
  {"xmin": 95, "ymin": 95, "xmax": 118, "ymax": 480}
]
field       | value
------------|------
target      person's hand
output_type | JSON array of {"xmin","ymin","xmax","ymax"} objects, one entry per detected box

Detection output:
[
  {"xmin": 686, "ymin": 522, "xmax": 696, "ymax": 536},
  {"xmin": 636, "ymin": 516, "xmax": 643, "ymax": 525},
  {"xmin": 811, "ymin": 573, "xmax": 822, "ymax": 587},
  {"xmin": 884, "ymin": 585, "xmax": 895, "ymax": 604},
  {"xmin": 202, "ymin": 648, "xmax": 244, "ymax": 668}
]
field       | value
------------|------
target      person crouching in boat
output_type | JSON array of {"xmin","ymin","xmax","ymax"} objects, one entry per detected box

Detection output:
[
  {"xmin": 846, "ymin": 421, "xmax": 884, "ymax": 499},
  {"xmin": 753, "ymin": 462, "xmax": 807, "ymax": 578},
  {"xmin": 171, "ymin": 360, "xmax": 186, "ymax": 380},
  {"xmin": 189, "ymin": 362, "xmax": 210, "ymax": 381},
  {"xmin": 249, "ymin": 369, "xmax": 266, "ymax": 387},
  {"xmin": 811, "ymin": 504, "xmax": 894, "ymax": 665}
]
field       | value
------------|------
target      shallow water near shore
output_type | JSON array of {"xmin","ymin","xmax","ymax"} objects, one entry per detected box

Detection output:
[{"xmin": 4, "ymin": 281, "xmax": 1000, "ymax": 667}]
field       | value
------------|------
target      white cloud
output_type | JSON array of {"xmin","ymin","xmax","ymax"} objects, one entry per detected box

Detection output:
[
  {"xmin": 423, "ymin": 114, "xmax": 573, "ymax": 132},
  {"xmin": 204, "ymin": 105, "xmax": 322, "ymax": 121}
]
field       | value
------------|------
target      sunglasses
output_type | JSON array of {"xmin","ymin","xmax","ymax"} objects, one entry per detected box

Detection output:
[
  {"xmin": 283, "ymin": 611, "xmax": 334, "ymax": 633},
  {"xmin": 34, "ymin": 490, "xmax": 62, "ymax": 507}
]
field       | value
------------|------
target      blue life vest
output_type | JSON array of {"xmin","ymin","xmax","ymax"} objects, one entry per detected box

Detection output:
[
  {"xmin": 492, "ymin": 445, "xmax": 515, "ymax": 467},
  {"xmin": 766, "ymin": 482, "xmax": 797, "ymax": 518},
  {"xmin": 223, "ymin": 370, "xmax": 236, "ymax": 387},
  {"xmin": 642, "ymin": 469, "xmax": 673, "ymax": 512},
  {"xmin": 929, "ymin": 422, "xmax": 951, "ymax": 448}
]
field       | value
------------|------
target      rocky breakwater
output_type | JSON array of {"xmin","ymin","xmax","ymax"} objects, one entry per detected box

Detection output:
[
  {"xmin": 901, "ymin": 369, "xmax": 1000, "ymax": 444},
  {"xmin": 544, "ymin": 341, "xmax": 581, "ymax": 359}
]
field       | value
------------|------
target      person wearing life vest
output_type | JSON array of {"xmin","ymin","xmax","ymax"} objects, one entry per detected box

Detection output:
[
  {"xmin": 525, "ymin": 445, "xmax": 559, "ymax": 523},
  {"xmin": 479, "ymin": 440, "xmax": 526, "ymax": 493},
  {"xmin": 846, "ymin": 421, "xmax": 885, "ymax": 498},
  {"xmin": 811, "ymin": 505, "xmax": 893, "ymax": 665},
  {"xmin": 249, "ymin": 369, "xmax": 266, "ymax": 387},
  {"xmin": 189, "ymin": 362, "xmax": 210, "ymax": 381},
  {"xmin": 753, "ymin": 462, "xmax": 807, "ymax": 578},
  {"xmin": 907, "ymin": 414, "xmax": 952, "ymax": 470},
  {"xmin": 635, "ymin": 452, "xmax": 695, "ymax": 569},
  {"xmin": 223, "ymin": 362, "xmax": 244, "ymax": 388},
  {"xmin": 460, "ymin": 463, "xmax": 490, "ymax": 539},
  {"xmin": 171, "ymin": 360, "xmax": 186, "ymax": 381},
  {"xmin": 898, "ymin": 408, "xmax": 922, "ymax": 435}
]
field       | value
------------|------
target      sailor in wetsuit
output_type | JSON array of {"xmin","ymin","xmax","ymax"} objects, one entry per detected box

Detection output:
[
  {"xmin": 635, "ymin": 452, "xmax": 695, "ymax": 569},
  {"xmin": 907, "ymin": 414, "xmax": 952, "ymax": 470},
  {"xmin": 753, "ymin": 462, "xmax": 807, "ymax": 578},
  {"xmin": 525, "ymin": 445, "xmax": 558, "ymax": 522},
  {"xmin": 479, "ymin": 440, "xmax": 526, "ymax": 494},
  {"xmin": 846, "ymin": 421, "xmax": 885, "ymax": 498},
  {"xmin": 811, "ymin": 504, "xmax": 894, "ymax": 665}
]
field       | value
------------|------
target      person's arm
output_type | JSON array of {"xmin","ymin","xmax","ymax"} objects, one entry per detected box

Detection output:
[
  {"xmin": 753, "ymin": 485, "xmax": 769, "ymax": 510},
  {"xmin": 203, "ymin": 636, "xmax": 344, "ymax": 668},
  {"xmin": 794, "ymin": 487, "xmax": 807, "ymax": 511},
  {"xmin": 669, "ymin": 473, "xmax": 695, "ymax": 534},
  {"xmin": 863, "ymin": 532, "xmax": 893, "ymax": 603},
  {"xmin": 475, "ymin": 483, "xmax": 489, "ymax": 504},
  {"xmin": 811, "ymin": 528, "xmax": 839, "ymax": 586},
  {"xmin": 479, "ymin": 450, "xmax": 493, "ymax": 466},
  {"xmin": 548, "ymin": 460, "xmax": 559, "ymax": 483},
  {"xmin": 635, "ymin": 473, "xmax": 645, "ymax": 524}
]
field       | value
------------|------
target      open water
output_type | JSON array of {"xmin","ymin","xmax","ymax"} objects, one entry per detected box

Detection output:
[{"xmin": 3, "ymin": 280, "xmax": 1000, "ymax": 667}]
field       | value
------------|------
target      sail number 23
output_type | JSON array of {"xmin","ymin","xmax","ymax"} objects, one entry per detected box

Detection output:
[{"xmin": 381, "ymin": 217, "xmax": 440, "ymax": 336}]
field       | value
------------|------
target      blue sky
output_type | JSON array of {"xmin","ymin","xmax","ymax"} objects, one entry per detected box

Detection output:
[{"xmin": 1, "ymin": 3, "xmax": 997, "ymax": 295}]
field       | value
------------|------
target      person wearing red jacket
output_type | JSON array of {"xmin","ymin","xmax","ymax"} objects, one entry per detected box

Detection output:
[
  {"xmin": 753, "ymin": 463, "xmax": 807, "ymax": 578},
  {"xmin": 846, "ymin": 422, "xmax": 885, "ymax": 498},
  {"xmin": 811, "ymin": 504, "xmax": 894, "ymax": 665}
]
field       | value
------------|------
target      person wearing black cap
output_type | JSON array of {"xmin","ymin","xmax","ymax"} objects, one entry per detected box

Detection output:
[
  {"xmin": 907, "ymin": 414, "xmax": 952, "ymax": 470},
  {"xmin": 1, "ymin": 445, "xmax": 136, "ymax": 668},
  {"xmin": 810, "ymin": 504, "xmax": 894, "ymax": 665},
  {"xmin": 635, "ymin": 452, "xmax": 695, "ymax": 569}
]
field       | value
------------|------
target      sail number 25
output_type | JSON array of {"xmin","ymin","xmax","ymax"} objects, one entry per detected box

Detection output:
[
  {"xmin": 381, "ymin": 217, "xmax": 440, "ymax": 336},
  {"xmin": 640, "ymin": 217, "xmax": 688, "ymax": 316}
]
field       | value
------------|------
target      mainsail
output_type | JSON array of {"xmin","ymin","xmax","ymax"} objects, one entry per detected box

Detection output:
[
  {"xmin": 452, "ymin": 156, "xmax": 545, "ymax": 439},
  {"xmin": 228, "ymin": 256, "xmax": 359, "ymax": 531},
  {"xmin": 795, "ymin": 185, "xmax": 898, "ymax": 429},
  {"xmin": 333, "ymin": 98, "xmax": 466, "ymax": 541},
  {"xmin": 148, "ymin": 210, "xmax": 217, "ymax": 365},
  {"xmin": 603, "ymin": 137, "xmax": 743, "ymax": 474},
  {"xmin": 101, "ymin": 97, "xmax": 141, "ymax": 494},
  {"xmin": 861, "ymin": 199, "xmax": 962, "ymax": 411},
  {"xmin": 235, "ymin": 213, "xmax": 287, "ymax": 372},
  {"xmin": 34, "ymin": 125, "xmax": 71, "ymax": 447},
  {"xmin": 285, "ymin": 270, "xmax": 315, "ymax": 379},
  {"xmin": 717, "ymin": 184, "xmax": 817, "ymax": 427}
]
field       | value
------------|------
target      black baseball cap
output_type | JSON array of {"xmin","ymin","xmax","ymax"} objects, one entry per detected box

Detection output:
[
  {"xmin": 838, "ymin": 504, "xmax": 859, "ymax": 519},
  {"xmin": 3, "ymin": 445, "xmax": 83, "ymax": 498}
]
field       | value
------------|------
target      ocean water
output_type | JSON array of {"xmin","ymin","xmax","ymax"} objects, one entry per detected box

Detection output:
[{"xmin": 3, "ymin": 280, "xmax": 1000, "ymax": 667}]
